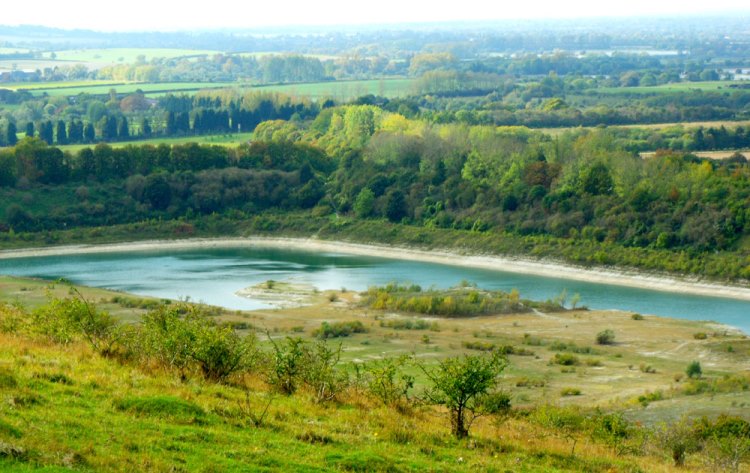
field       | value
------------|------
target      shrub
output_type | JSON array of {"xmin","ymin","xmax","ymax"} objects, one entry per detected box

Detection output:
[
  {"xmin": 631, "ymin": 313, "xmax": 644, "ymax": 320},
  {"xmin": 300, "ymin": 340, "xmax": 349, "ymax": 403},
  {"xmin": 267, "ymin": 337, "xmax": 306, "ymax": 395},
  {"xmin": 515, "ymin": 377, "xmax": 546, "ymax": 388},
  {"xmin": 137, "ymin": 305, "xmax": 256, "ymax": 381},
  {"xmin": 693, "ymin": 332, "xmax": 708, "ymax": 340},
  {"xmin": 686, "ymin": 360, "xmax": 703, "ymax": 379},
  {"xmin": 552, "ymin": 353, "xmax": 580, "ymax": 366},
  {"xmin": 655, "ymin": 418, "xmax": 701, "ymax": 466},
  {"xmin": 31, "ymin": 294, "xmax": 119, "ymax": 355},
  {"xmin": 561, "ymin": 387, "xmax": 581, "ymax": 396},
  {"xmin": 596, "ymin": 329, "xmax": 616, "ymax": 345},
  {"xmin": 313, "ymin": 321, "xmax": 367, "ymax": 339},
  {"xmin": 420, "ymin": 351, "xmax": 507, "ymax": 438},
  {"xmin": 379, "ymin": 318, "xmax": 434, "ymax": 330},
  {"xmin": 364, "ymin": 356, "xmax": 414, "ymax": 407}
]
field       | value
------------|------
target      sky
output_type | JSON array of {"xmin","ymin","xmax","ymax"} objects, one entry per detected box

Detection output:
[{"xmin": 4, "ymin": 0, "xmax": 750, "ymax": 32}]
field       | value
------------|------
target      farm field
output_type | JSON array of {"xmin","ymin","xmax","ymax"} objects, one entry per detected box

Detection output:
[
  {"xmin": 539, "ymin": 120, "xmax": 750, "ymax": 136},
  {"xmin": 2, "ymin": 77, "xmax": 415, "ymax": 100},
  {"xmin": 641, "ymin": 149, "xmax": 750, "ymax": 160},
  {"xmin": 596, "ymin": 80, "xmax": 749, "ymax": 95},
  {"xmin": 53, "ymin": 132, "xmax": 254, "ymax": 152},
  {"xmin": 0, "ymin": 59, "xmax": 89, "ymax": 72},
  {"xmin": 0, "ymin": 47, "xmax": 30, "ymax": 54},
  {"xmin": 249, "ymin": 77, "xmax": 415, "ymax": 100},
  {"xmin": 48, "ymin": 48, "xmax": 222, "ymax": 63},
  {"xmin": 0, "ymin": 80, "xmax": 128, "ymax": 90},
  {"xmin": 19, "ymin": 81, "xmax": 244, "ymax": 97}
]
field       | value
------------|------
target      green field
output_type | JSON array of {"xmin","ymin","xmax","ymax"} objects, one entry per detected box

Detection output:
[
  {"xmin": 19, "ymin": 81, "xmax": 242, "ymax": 97},
  {"xmin": 49, "ymin": 48, "xmax": 222, "ymax": 63},
  {"xmin": 54, "ymin": 132, "xmax": 254, "ymax": 153},
  {"xmin": 0, "ymin": 59, "xmax": 84, "ymax": 72},
  {"xmin": 0, "ymin": 80, "xmax": 128, "ymax": 91},
  {"xmin": 249, "ymin": 78, "xmax": 415, "ymax": 100},
  {"xmin": 4, "ymin": 77, "xmax": 415, "ymax": 100},
  {"xmin": 597, "ymin": 80, "xmax": 748, "ymax": 95},
  {"xmin": 0, "ymin": 47, "xmax": 31, "ymax": 54}
]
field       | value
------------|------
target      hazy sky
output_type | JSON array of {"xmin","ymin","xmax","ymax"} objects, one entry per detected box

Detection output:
[{"xmin": 5, "ymin": 0, "xmax": 750, "ymax": 31}]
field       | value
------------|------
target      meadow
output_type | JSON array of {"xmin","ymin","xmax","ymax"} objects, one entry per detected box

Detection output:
[
  {"xmin": 49, "ymin": 48, "xmax": 221, "ymax": 63},
  {"xmin": 53, "ymin": 132, "xmax": 254, "ymax": 153},
  {"xmin": 596, "ymin": 81, "xmax": 747, "ymax": 96},
  {"xmin": 2, "ymin": 78, "xmax": 415, "ymax": 100},
  {"xmin": 0, "ymin": 275, "xmax": 747, "ymax": 471}
]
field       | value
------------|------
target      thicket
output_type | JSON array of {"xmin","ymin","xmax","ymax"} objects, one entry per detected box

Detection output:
[{"xmin": 362, "ymin": 284, "xmax": 563, "ymax": 317}]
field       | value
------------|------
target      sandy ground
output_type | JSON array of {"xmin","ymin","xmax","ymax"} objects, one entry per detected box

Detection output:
[{"xmin": 1, "ymin": 236, "xmax": 750, "ymax": 302}]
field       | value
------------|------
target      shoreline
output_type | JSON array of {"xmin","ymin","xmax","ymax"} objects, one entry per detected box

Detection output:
[{"xmin": 2, "ymin": 236, "xmax": 750, "ymax": 302}]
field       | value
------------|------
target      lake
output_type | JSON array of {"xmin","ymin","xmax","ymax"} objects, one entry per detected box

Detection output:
[{"xmin": 0, "ymin": 246, "xmax": 748, "ymax": 333}]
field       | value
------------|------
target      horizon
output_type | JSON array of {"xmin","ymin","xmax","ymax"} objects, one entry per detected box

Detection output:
[{"xmin": 2, "ymin": 1, "xmax": 750, "ymax": 33}]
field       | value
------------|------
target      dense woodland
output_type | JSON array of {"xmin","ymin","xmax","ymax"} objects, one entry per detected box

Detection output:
[{"xmin": 1, "ymin": 105, "xmax": 749, "ymax": 279}]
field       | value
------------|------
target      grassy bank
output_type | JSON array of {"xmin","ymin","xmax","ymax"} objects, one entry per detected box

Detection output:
[{"xmin": 0, "ymin": 274, "xmax": 747, "ymax": 471}]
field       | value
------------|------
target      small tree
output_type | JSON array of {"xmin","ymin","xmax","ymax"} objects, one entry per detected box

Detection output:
[
  {"xmin": 365, "ymin": 356, "xmax": 414, "ymax": 407},
  {"xmin": 596, "ymin": 329, "xmax": 616, "ymax": 345},
  {"xmin": 686, "ymin": 360, "xmax": 702, "ymax": 379},
  {"xmin": 656, "ymin": 418, "xmax": 701, "ymax": 467},
  {"xmin": 353, "ymin": 188, "xmax": 375, "ymax": 218},
  {"xmin": 300, "ymin": 340, "xmax": 348, "ymax": 403},
  {"xmin": 267, "ymin": 336, "xmax": 306, "ymax": 395},
  {"xmin": 420, "ymin": 351, "xmax": 507, "ymax": 438}
]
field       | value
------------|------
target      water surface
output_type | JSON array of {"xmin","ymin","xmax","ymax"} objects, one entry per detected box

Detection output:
[{"xmin": 0, "ymin": 247, "xmax": 747, "ymax": 333}]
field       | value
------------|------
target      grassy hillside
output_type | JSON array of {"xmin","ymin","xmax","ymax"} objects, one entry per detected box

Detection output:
[{"xmin": 0, "ymin": 276, "xmax": 748, "ymax": 471}]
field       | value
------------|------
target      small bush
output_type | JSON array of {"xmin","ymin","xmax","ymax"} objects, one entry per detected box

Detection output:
[
  {"xmin": 639, "ymin": 363, "xmax": 657, "ymax": 374},
  {"xmin": 561, "ymin": 387, "xmax": 582, "ymax": 396},
  {"xmin": 596, "ymin": 329, "xmax": 616, "ymax": 345},
  {"xmin": 379, "ymin": 318, "xmax": 434, "ymax": 331},
  {"xmin": 463, "ymin": 340, "xmax": 495, "ymax": 351},
  {"xmin": 637, "ymin": 390, "xmax": 664, "ymax": 407},
  {"xmin": 300, "ymin": 340, "xmax": 349, "ymax": 403},
  {"xmin": 364, "ymin": 356, "xmax": 414, "ymax": 407},
  {"xmin": 693, "ymin": 332, "xmax": 708, "ymax": 340},
  {"xmin": 686, "ymin": 360, "xmax": 702, "ymax": 379},
  {"xmin": 516, "ymin": 377, "xmax": 546, "ymax": 388},
  {"xmin": 314, "ymin": 321, "xmax": 367, "ymax": 339},
  {"xmin": 552, "ymin": 353, "xmax": 580, "ymax": 366},
  {"xmin": 631, "ymin": 313, "xmax": 644, "ymax": 320}
]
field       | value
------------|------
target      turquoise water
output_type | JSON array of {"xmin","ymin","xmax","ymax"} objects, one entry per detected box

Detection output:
[{"xmin": 0, "ymin": 247, "xmax": 748, "ymax": 333}]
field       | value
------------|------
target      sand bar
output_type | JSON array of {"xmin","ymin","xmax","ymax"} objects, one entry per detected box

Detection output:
[{"xmin": 1, "ymin": 236, "xmax": 750, "ymax": 302}]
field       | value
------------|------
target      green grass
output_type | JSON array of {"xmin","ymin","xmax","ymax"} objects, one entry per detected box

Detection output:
[
  {"xmin": 0, "ymin": 291, "xmax": 727, "ymax": 472},
  {"xmin": 21, "ymin": 81, "xmax": 243, "ymax": 97},
  {"xmin": 596, "ymin": 80, "xmax": 745, "ymax": 95},
  {"xmin": 0, "ymin": 48, "xmax": 31, "ymax": 55},
  {"xmin": 0, "ymin": 60, "xmax": 74, "ymax": 72},
  {"xmin": 14, "ymin": 77, "xmax": 415, "ymax": 100},
  {"xmin": 249, "ymin": 78, "xmax": 415, "ymax": 100},
  {"xmin": 0, "ymin": 80, "xmax": 128, "ymax": 91},
  {"xmin": 53, "ymin": 132, "xmax": 254, "ymax": 153},
  {"xmin": 49, "ymin": 48, "xmax": 221, "ymax": 63}
]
